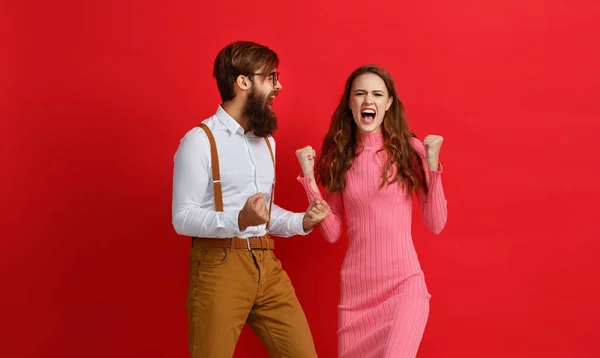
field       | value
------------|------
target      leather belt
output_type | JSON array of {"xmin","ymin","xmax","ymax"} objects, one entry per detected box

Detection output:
[{"xmin": 192, "ymin": 235, "xmax": 274, "ymax": 250}]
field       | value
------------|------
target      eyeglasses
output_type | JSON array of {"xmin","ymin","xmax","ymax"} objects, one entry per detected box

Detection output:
[{"xmin": 246, "ymin": 71, "xmax": 280, "ymax": 86}]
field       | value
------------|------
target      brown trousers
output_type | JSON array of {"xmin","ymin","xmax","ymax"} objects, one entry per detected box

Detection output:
[{"xmin": 186, "ymin": 245, "xmax": 317, "ymax": 358}]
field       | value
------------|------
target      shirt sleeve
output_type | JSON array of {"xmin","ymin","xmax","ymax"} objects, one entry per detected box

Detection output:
[
  {"xmin": 413, "ymin": 137, "xmax": 448, "ymax": 234},
  {"xmin": 297, "ymin": 175, "xmax": 344, "ymax": 243},
  {"xmin": 268, "ymin": 203, "xmax": 311, "ymax": 237},
  {"xmin": 171, "ymin": 129, "xmax": 242, "ymax": 238}
]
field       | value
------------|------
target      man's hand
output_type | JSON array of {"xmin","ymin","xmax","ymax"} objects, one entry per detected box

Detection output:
[
  {"xmin": 238, "ymin": 193, "xmax": 269, "ymax": 231},
  {"xmin": 302, "ymin": 197, "xmax": 331, "ymax": 231}
]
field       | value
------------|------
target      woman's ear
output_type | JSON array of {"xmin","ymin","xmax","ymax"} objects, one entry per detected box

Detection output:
[{"xmin": 386, "ymin": 96, "xmax": 393, "ymax": 111}]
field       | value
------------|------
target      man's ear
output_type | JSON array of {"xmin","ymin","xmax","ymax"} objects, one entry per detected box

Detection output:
[{"xmin": 236, "ymin": 75, "xmax": 252, "ymax": 91}]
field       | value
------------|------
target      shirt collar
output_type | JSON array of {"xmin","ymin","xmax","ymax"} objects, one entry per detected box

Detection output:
[{"xmin": 215, "ymin": 105, "xmax": 245, "ymax": 135}]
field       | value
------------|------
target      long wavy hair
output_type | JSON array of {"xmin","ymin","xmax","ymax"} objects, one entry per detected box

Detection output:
[{"xmin": 316, "ymin": 65, "xmax": 428, "ymax": 194}]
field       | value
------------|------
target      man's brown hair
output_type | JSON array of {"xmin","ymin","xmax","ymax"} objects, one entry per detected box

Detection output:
[{"xmin": 213, "ymin": 41, "xmax": 279, "ymax": 101}]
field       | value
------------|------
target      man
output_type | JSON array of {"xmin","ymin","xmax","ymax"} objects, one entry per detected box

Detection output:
[{"xmin": 172, "ymin": 41, "xmax": 330, "ymax": 358}]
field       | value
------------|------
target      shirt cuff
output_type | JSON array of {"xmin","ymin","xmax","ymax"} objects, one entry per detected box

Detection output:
[
  {"xmin": 294, "ymin": 212, "xmax": 312, "ymax": 236},
  {"xmin": 297, "ymin": 174, "xmax": 321, "ymax": 198},
  {"xmin": 223, "ymin": 210, "xmax": 242, "ymax": 236},
  {"xmin": 430, "ymin": 161, "xmax": 444, "ymax": 173}
]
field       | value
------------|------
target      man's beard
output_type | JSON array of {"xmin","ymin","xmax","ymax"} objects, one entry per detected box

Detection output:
[{"xmin": 243, "ymin": 88, "xmax": 278, "ymax": 137}]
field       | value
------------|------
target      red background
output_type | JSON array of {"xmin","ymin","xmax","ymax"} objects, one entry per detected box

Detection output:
[{"xmin": 2, "ymin": 0, "xmax": 600, "ymax": 357}]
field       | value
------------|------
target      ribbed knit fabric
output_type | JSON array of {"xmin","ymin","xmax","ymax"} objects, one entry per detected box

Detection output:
[{"xmin": 298, "ymin": 131, "xmax": 448, "ymax": 358}]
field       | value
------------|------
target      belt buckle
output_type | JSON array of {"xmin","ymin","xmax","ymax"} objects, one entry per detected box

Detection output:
[{"xmin": 246, "ymin": 237, "xmax": 252, "ymax": 251}]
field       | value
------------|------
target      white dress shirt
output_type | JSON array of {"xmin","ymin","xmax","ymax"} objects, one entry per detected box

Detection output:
[{"xmin": 172, "ymin": 105, "xmax": 309, "ymax": 239}]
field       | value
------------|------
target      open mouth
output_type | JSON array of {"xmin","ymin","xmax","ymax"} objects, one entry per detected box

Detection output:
[
  {"xmin": 266, "ymin": 94, "xmax": 276, "ymax": 109},
  {"xmin": 361, "ymin": 108, "xmax": 376, "ymax": 124}
]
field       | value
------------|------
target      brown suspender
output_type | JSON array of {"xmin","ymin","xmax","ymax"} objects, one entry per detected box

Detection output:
[
  {"xmin": 198, "ymin": 123, "xmax": 275, "ymax": 230},
  {"xmin": 198, "ymin": 123, "xmax": 224, "ymax": 212},
  {"xmin": 263, "ymin": 137, "xmax": 275, "ymax": 230}
]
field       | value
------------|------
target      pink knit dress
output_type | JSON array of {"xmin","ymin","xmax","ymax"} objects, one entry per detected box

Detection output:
[{"xmin": 297, "ymin": 131, "xmax": 448, "ymax": 358}]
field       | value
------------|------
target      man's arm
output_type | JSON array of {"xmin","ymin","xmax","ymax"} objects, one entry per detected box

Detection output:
[
  {"xmin": 171, "ymin": 129, "xmax": 241, "ymax": 238},
  {"xmin": 268, "ymin": 204, "xmax": 311, "ymax": 238}
]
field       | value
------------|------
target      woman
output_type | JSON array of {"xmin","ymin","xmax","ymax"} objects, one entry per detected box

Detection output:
[{"xmin": 296, "ymin": 65, "xmax": 448, "ymax": 358}]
